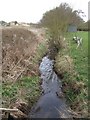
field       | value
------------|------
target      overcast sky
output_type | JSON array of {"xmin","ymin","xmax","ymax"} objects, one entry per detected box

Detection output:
[{"xmin": 0, "ymin": 0, "xmax": 89, "ymax": 23}]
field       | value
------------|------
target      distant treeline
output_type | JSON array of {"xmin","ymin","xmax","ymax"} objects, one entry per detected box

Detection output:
[
  {"xmin": 40, "ymin": 3, "xmax": 85, "ymax": 37},
  {"xmin": 77, "ymin": 28, "xmax": 90, "ymax": 31},
  {"xmin": 78, "ymin": 20, "xmax": 90, "ymax": 31}
]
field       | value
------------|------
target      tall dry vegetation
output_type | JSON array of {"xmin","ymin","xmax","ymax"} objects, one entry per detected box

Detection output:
[{"xmin": 2, "ymin": 27, "xmax": 39, "ymax": 82}]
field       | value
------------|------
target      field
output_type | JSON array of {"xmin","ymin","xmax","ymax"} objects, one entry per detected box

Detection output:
[
  {"xmin": 55, "ymin": 31, "xmax": 88, "ymax": 117},
  {"xmin": 67, "ymin": 31, "xmax": 88, "ymax": 84},
  {"xmin": 1, "ymin": 26, "xmax": 88, "ymax": 118}
]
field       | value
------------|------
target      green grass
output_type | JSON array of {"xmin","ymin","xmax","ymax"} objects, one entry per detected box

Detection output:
[
  {"xmin": 33, "ymin": 41, "xmax": 48, "ymax": 63},
  {"xmin": 55, "ymin": 31, "xmax": 88, "ymax": 117},
  {"xmin": 2, "ymin": 76, "xmax": 41, "ymax": 108},
  {"xmin": 65, "ymin": 31, "xmax": 88, "ymax": 116},
  {"xmin": 66, "ymin": 31, "xmax": 88, "ymax": 83}
]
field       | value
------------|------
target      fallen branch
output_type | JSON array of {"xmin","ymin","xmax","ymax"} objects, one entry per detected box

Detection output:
[{"xmin": 0, "ymin": 108, "xmax": 18, "ymax": 112}]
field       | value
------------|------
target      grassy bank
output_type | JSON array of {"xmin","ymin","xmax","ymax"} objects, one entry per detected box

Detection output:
[
  {"xmin": 2, "ymin": 27, "xmax": 48, "ymax": 117},
  {"xmin": 55, "ymin": 31, "xmax": 88, "ymax": 117},
  {"xmin": 2, "ymin": 76, "xmax": 41, "ymax": 107}
]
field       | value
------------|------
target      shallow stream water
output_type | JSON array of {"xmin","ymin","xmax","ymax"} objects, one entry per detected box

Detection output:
[{"xmin": 28, "ymin": 56, "xmax": 72, "ymax": 118}]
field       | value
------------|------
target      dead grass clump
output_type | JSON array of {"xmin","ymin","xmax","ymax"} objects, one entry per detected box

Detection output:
[
  {"xmin": 2, "ymin": 27, "xmax": 39, "ymax": 82},
  {"xmin": 55, "ymin": 54, "xmax": 73, "ymax": 75}
]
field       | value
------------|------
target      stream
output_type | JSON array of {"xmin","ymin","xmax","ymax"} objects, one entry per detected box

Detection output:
[{"xmin": 28, "ymin": 56, "xmax": 72, "ymax": 118}]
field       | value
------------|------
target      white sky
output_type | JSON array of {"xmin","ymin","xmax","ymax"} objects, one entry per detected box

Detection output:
[{"xmin": 0, "ymin": 0, "xmax": 89, "ymax": 23}]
